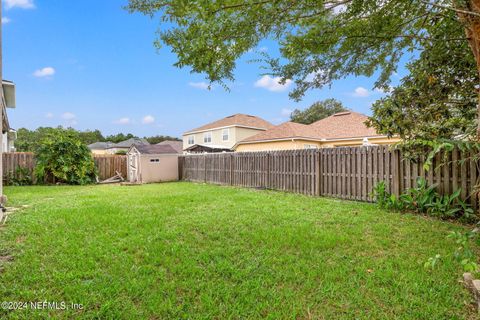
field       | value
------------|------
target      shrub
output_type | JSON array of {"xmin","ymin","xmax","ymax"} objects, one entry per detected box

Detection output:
[
  {"xmin": 35, "ymin": 132, "xmax": 97, "ymax": 185},
  {"xmin": 5, "ymin": 167, "xmax": 33, "ymax": 186},
  {"xmin": 371, "ymin": 177, "xmax": 475, "ymax": 221}
]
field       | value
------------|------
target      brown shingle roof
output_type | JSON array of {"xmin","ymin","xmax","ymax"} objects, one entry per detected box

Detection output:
[
  {"xmin": 311, "ymin": 111, "xmax": 379, "ymax": 139},
  {"xmin": 184, "ymin": 114, "xmax": 274, "ymax": 134},
  {"xmin": 156, "ymin": 140, "xmax": 183, "ymax": 153},
  {"xmin": 133, "ymin": 144, "xmax": 178, "ymax": 155},
  {"xmin": 237, "ymin": 111, "xmax": 382, "ymax": 145},
  {"xmin": 240, "ymin": 122, "xmax": 323, "ymax": 143}
]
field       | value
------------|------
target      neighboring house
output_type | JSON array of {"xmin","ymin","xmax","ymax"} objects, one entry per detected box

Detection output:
[
  {"xmin": 106, "ymin": 138, "xmax": 150, "ymax": 155},
  {"xmin": 235, "ymin": 111, "xmax": 400, "ymax": 152},
  {"xmin": 156, "ymin": 140, "xmax": 183, "ymax": 154},
  {"xmin": 87, "ymin": 141, "xmax": 114, "ymax": 155},
  {"xmin": 2, "ymin": 80, "xmax": 16, "ymax": 153},
  {"xmin": 127, "ymin": 144, "xmax": 179, "ymax": 183},
  {"xmin": 183, "ymin": 113, "xmax": 273, "ymax": 153}
]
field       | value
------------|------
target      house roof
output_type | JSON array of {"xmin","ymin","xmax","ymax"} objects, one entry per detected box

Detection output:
[
  {"xmin": 184, "ymin": 113, "xmax": 274, "ymax": 134},
  {"xmin": 88, "ymin": 141, "xmax": 114, "ymax": 150},
  {"xmin": 108, "ymin": 138, "xmax": 150, "ymax": 149},
  {"xmin": 238, "ymin": 122, "xmax": 323, "ymax": 143},
  {"xmin": 132, "ymin": 144, "xmax": 178, "ymax": 155},
  {"xmin": 156, "ymin": 140, "xmax": 183, "ymax": 153},
  {"xmin": 236, "ymin": 111, "xmax": 382, "ymax": 145},
  {"xmin": 184, "ymin": 144, "xmax": 232, "ymax": 152},
  {"xmin": 310, "ymin": 111, "xmax": 379, "ymax": 139}
]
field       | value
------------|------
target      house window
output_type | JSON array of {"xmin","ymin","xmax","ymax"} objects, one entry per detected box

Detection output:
[
  {"xmin": 304, "ymin": 144, "xmax": 318, "ymax": 149},
  {"xmin": 204, "ymin": 132, "xmax": 212, "ymax": 143},
  {"xmin": 150, "ymin": 159, "xmax": 160, "ymax": 163},
  {"xmin": 222, "ymin": 128, "xmax": 229, "ymax": 141},
  {"xmin": 188, "ymin": 135, "xmax": 195, "ymax": 145}
]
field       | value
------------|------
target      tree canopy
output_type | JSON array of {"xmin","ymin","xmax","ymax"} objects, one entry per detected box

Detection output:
[
  {"xmin": 366, "ymin": 14, "xmax": 479, "ymax": 144},
  {"xmin": 15, "ymin": 127, "xmax": 180, "ymax": 152},
  {"xmin": 127, "ymin": 0, "xmax": 480, "ymax": 136},
  {"xmin": 290, "ymin": 99, "xmax": 347, "ymax": 124}
]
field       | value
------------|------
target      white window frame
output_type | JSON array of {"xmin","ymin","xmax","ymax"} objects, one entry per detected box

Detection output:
[
  {"xmin": 222, "ymin": 128, "xmax": 230, "ymax": 141},
  {"xmin": 188, "ymin": 135, "xmax": 195, "ymax": 145},
  {"xmin": 203, "ymin": 132, "xmax": 212, "ymax": 144}
]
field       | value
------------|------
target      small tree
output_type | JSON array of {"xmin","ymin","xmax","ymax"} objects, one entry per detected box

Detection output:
[
  {"xmin": 35, "ymin": 132, "xmax": 96, "ymax": 185},
  {"xmin": 290, "ymin": 99, "xmax": 347, "ymax": 125}
]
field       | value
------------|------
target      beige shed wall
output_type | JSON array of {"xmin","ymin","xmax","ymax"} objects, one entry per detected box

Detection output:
[{"xmin": 139, "ymin": 154, "xmax": 179, "ymax": 183}]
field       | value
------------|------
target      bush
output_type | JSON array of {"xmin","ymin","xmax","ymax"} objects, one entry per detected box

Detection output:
[
  {"xmin": 35, "ymin": 132, "xmax": 97, "ymax": 185},
  {"xmin": 372, "ymin": 178, "xmax": 475, "ymax": 221},
  {"xmin": 5, "ymin": 167, "xmax": 33, "ymax": 186}
]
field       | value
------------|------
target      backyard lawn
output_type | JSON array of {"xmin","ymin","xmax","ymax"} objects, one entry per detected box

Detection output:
[{"xmin": 0, "ymin": 182, "xmax": 477, "ymax": 319}]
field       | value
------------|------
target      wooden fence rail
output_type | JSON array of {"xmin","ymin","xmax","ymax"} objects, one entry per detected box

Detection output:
[
  {"xmin": 2, "ymin": 153, "xmax": 127, "ymax": 182},
  {"xmin": 179, "ymin": 146, "xmax": 480, "ymax": 209}
]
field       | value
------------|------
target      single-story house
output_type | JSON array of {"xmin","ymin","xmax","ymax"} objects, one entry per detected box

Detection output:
[
  {"xmin": 127, "ymin": 144, "xmax": 179, "ymax": 184},
  {"xmin": 88, "ymin": 138, "xmax": 150, "ymax": 155},
  {"xmin": 156, "ymin": 140, "xmax": 183, "ymax": 154},
  {"xmin": 235, "ymin": 111, "xmax": 400, "ymax": 152},
  {"xmin": 183, "ymin": 113, "xmax": 273, "ymax": 152},
  {"xmin": 107, "ymin": 138, "xmax": 150, "ymax": 154},
  {"xmin": 87, "ymin": 141, "xmax": 114, "ymax": 155}
]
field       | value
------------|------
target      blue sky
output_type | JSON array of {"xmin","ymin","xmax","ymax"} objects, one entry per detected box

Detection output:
[{"xmin": 2, "ymin": 0, "xmax": 403, "ymax": 138}]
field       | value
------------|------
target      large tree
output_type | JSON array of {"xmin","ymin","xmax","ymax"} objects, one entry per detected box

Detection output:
[
  {"xmin": 290, "ymin": 99, "xmax": 347, "ymax": 124},
  {"xmin": 366, "ymin": 14, "xmax": 479, "ymax": 143},
  {"xmin": 127, "ymin": 0, "xmax": 480, "ymax": 135}
]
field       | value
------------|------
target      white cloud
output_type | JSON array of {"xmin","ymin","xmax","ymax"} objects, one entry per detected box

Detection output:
[
  {"xmin": 189, "ymin": 81, "xmax": 210, "ymax": 90},
  {"xmin": 254, "ymin": 75, "xmax": 292, "ymax": 92},
  {"xmin": 61, "ymin": 112, "xmax": 77, "ymax": 126},
  {"xmin": 4, "ymin": 0, "xmax": 35, "ymax": 9},
  {"xmin": 114, "ymin": 117, "xmax": 131, "ymax": 125},
  {"xmin": 2, "ymin": 17, "xmax": 11, "ymax": 24},
  {"xmin": 61, "ymin": 112, "xmax": 76, "ymax": 120},
  {"xmin": 45, "ymin": 112, "xmax": 54, "ymax": 119},
  {"xmin": 281, "ymin": 108, "xmax": 293, "ymax": 117},
  {"xmin": 142, "ymin": 115, "xmax": 155, "ymax": 124},
  {"xmin": 352, "ymin": 86, "xmax": 370, "ymax": 97},
  {"xmin": 33, "ymin": 67, "xmax": 55, "ymax": 78}
]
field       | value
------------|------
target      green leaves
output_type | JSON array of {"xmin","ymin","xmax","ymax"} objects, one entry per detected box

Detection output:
[
  {"xmin": 290, "ymin": 98, "xmax": 347, "ymax": 124},
  {"xmin": 34, "ymin": 132, "xmax": 97, "ymax": 185}
]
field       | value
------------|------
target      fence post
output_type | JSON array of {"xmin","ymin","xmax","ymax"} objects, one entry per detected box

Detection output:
[
  {"xmin": 316, "ymin": 149, "xmax": 321, "ymax": 196},
  {"xmin": 391, "ymin": 149, "xmax": 401, "ymax": 197}
]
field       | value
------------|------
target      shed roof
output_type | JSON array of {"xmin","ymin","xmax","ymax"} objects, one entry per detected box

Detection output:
[{"xmin": 132, "ymin": 144, "xmax": 178, "ymax": 155}]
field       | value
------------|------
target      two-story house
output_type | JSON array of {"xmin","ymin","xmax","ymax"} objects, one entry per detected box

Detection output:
[{"xmin": 183, "ymin": 114, "xmax": 273, "ymax": 153}]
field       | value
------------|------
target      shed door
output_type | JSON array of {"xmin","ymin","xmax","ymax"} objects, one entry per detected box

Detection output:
[{"xmin": 128, "ymin": 153, "xmax": 139, "ymax": 182}]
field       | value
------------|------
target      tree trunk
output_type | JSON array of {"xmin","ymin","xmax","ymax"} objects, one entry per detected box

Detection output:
[{"xmin": 462, "ymin": 1, "xmax": 480, "ymax": 137}]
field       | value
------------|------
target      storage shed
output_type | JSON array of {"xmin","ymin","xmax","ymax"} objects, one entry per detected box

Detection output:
[{"xmin": 127, "ymin": 144, "xmax": 179, "ymax": 183}]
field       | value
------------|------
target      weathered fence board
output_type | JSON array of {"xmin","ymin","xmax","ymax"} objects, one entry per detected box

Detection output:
[
  {"xmin": 2, "ymin": 153, "xmax": 127, "ymax": 182},
  {"xmin": 179, "ymin": 146, "xmax": 480, "ymax": 209}
]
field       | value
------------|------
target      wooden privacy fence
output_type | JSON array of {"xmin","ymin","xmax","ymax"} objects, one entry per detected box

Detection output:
[
  {"xmin": 179, "ymin": 146, "xmax": 480, "ymax": 209},
  {"xmin": 93, "ymin": 155, "xmax": 127, "ymax": 181},
  {"xmin": 2, "ymin": 152, "xmax": 127, "ymax": 182}
]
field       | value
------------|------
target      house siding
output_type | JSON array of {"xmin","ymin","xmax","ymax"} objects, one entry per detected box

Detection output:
[
  {"xmin": 183, "ymin": 126, "xmax": 266, "ymax": 151},
  {"xmin": 235, "ymin": 136, "xmax": 401, "ymax": 152}
]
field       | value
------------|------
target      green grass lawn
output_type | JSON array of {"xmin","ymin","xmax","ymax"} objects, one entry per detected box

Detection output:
[{"xmin": 0, "ymin": 182, "xmax": 477, "ymax": 319}]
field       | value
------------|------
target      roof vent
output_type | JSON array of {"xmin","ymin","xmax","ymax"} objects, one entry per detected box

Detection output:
[{"xmin": 333, "ymin": 112, "xmax": 351, "ymax": 117}]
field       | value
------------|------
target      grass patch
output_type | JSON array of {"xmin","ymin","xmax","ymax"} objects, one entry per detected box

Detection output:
[{"xmin": 0, "ymin": 182, "xmax": 477, "ymax": 319}]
